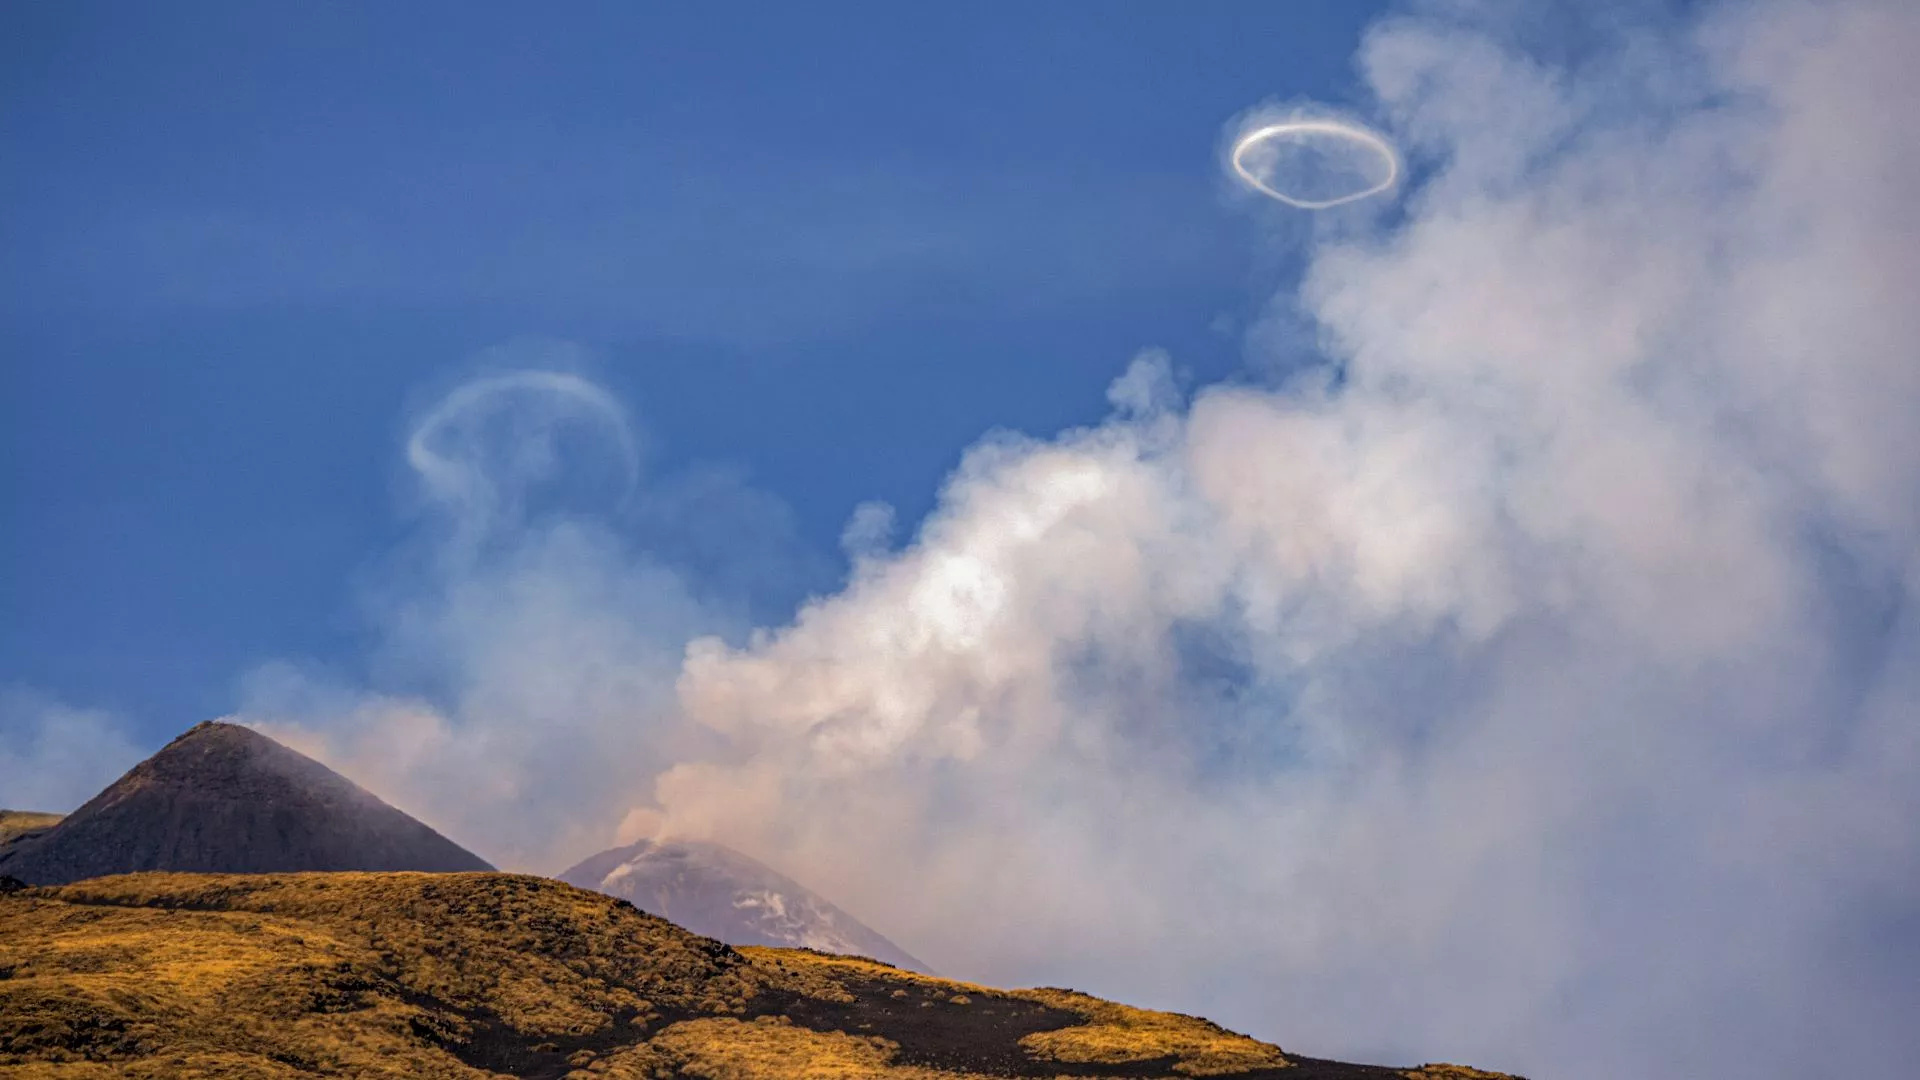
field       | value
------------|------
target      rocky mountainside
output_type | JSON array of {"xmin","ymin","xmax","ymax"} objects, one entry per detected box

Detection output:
[
  {"xmin": 0, "ymin": 871, "xmax": 1523, "ymax": 1079},
  {"xmin": 0, "ymin": 721, "xmax": 490, "ymax": 884},
  {"xmin": 560, "ymin": 838, "xmax": 927, "ymax": 972}
]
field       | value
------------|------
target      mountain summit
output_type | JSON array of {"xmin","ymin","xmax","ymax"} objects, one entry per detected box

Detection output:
[
  {"xmin": 560, "ymin": 838, "xmax": 928, "ymax": 972},
  {"xmin": 0, "ymin": 720, "xmax": 491, "ymax": 884}
]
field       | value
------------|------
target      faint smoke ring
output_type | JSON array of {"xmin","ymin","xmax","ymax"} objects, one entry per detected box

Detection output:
[{"xmin": 405, "ymin": 370, "xmax": 640, "ymax": 541}]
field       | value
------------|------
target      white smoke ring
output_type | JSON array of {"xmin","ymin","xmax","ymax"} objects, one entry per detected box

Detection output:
[
  {"xmin": 405, "ymin": 370, "xmax": 642, "ymax": 543},
  {"xmin": 1231, "ymin": 119, "xmax": 1400, "ymax": 209}
]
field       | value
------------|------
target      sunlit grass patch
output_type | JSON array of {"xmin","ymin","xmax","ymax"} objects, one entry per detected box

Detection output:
[
  {"xmin": 650, "ymin": 1015, "xmax": 965, "ymax": 1079},
  {"xmin": 1014, "ymin": 987, "xmax": 1291, "ymax": 1075},
  {"xmin": 0, "ymin": 810, "xmax": 63, "ymax": 844}
]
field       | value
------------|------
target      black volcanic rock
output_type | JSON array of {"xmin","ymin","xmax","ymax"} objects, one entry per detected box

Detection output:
[
  {"xmin": 0, "ymin": 721, "xmax": 491, "ymax": 885},
  {"xmin": 559, "ymin": 838, "xmax": 928, "ymax": 972}
]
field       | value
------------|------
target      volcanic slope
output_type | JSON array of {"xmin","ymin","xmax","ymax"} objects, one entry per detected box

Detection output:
[
  {"xmin": 0, "ymin": 872, "xmax": 1524, "ymax": 1079},
  {"xmin": 560, "ymin": 839, "xmax": 928, "ymax": 972},
  {"xmin": 0, "ymin": 721, "xmax": 490, "ymax": 885}
]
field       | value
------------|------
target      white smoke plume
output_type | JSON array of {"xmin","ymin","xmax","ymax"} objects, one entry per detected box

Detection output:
[
  {"xmin": 234, "ymin": 1, "xmax": 1919, "ymax": 1077},
  {"xmin": 648, "ymin": 1, "xmax": 1920, "ymax": 1075}
]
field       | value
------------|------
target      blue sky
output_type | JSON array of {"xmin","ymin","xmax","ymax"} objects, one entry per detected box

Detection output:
[{"xmin": 2, "ymin": 1, "xmax": 1379, "ymax": 740}]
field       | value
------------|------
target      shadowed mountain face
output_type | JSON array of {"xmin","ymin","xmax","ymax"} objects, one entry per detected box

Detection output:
[
  {"xmin": 0, "ymin": 721, "xmax": 491, "ymax": 884},
  {"xmin": 560, "ymin": 838, "xmax": 928, "ymax": 973}
]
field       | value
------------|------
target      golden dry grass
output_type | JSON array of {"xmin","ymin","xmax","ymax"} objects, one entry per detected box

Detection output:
[
  {"xmin": 734, "ymin": 947, "xmax": 995, "ymax": 1005},
  {"xmin": 1014, "ymin": 988, "xmax": 1292, "ymax": 1076},
  {"xmin": 0, "ymin": 872, "xmax": 1518, "ymax": 1080},
  {"xmin": 646, "ymin": 1016, "xmax": 964, "ymax": 1080},
  {"xmin": 1, "ymin": 872, "xmax": 754, "ymax": 1078},
  {"xmin": 0, "ymin": 811, "xmax": 62, "ymax": 845}
]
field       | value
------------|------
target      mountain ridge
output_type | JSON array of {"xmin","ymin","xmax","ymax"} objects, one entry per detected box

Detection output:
[
  {"xmin": 0, "ymin": 871, "xmax": 1526, "ymax": 1079},
  {"xmin": 559, "ymin": 837, "xmax": 929, "ymax": 973},
  {"xmin": 0, "ymin": 720, "xmax": 491, "ymax": 884}
]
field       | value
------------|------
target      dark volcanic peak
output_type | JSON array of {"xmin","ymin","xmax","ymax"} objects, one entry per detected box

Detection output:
[
  {"xmin": 560, "ymin": 838, "xmax": 929, "ymax": 973},
  {"xmin": 0, "ymin": 720, "xmax": 491, "ymax": 885}
]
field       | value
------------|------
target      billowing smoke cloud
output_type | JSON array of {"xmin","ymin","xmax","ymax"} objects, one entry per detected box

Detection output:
[
  {"xmin": 232, "ymin": 1, "xmax": 1918, "ymax": 1077},
  {"xmin": 646, "ymin": 1, "xmax": 1920, "ymax": 1075}
]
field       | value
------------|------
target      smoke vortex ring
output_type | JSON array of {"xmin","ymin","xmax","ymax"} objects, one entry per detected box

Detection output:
[{"xmin": 1231, "ymin": 119, "xmax": 1400, "ymax": 209}]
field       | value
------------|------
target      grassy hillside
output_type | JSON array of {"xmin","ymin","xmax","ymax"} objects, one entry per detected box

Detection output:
[
  {"xmin": 0, "ymin": 811, "xmax": 62, "ymax": 845},
  {"xmin": 0, "ymin": 872, "xmax": 1518, "ymax": 1079}
]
